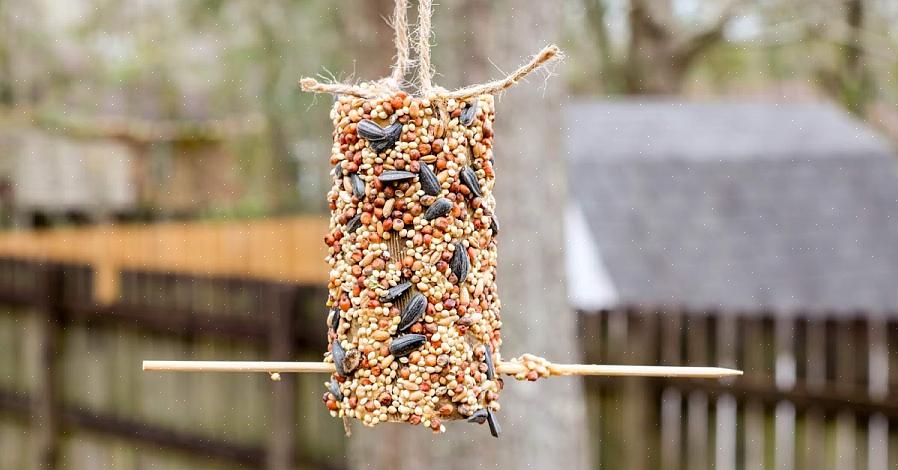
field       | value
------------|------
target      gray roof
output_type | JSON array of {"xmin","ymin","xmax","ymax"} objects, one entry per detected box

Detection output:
[{"xmin": 566, "ymin": 100, "xmax": 898, "ymax": 314}]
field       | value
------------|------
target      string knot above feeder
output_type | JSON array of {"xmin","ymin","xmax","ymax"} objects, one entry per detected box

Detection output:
[{"xmin": 299, "ymin": 0, "xmax": 562, "ymax": 101}]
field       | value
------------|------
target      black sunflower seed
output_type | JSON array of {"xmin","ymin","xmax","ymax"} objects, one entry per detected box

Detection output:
[
  {"xmin": 333, "ymin": 163, "xmax": 343, "ymax": 179},
  {"xmin": 490, "ymin": 213, "xmax": 500, "ymax": 235},
  {"xmin": 419, "ymin": 163, "xmax": 440, "ymax": 196},
  {"xmin": 486, "ymin": 410, "xmax": 501, "ymax": 437},
  {"xmin": 374, "ymin": 122, "xmax": 403, "ymax": 152},
  {"xmin": 349, "ymin": 173, "xmax": 365, "ymax": 199},
  {"xmin": 424, "ymin": 198, "xmax": 452, "ymax": 221},
  {"xmin": 450, "ymin": 243, "xmax": 470, "ymax": 284},
  {"xmin": 460, "ymin": 100, "xmax": 479, "ymax": 126},
  {"xmin": 357, "ymin": 120, "xmax": 402, "ymax": 153},
  {"xmin": 467, "ymin": 408, "xmax": 489, "ymax": 424},
  {"xmin": 345, "ymin": 214, "xmax": 362, "ymax": 234},
  {"xmin": 398, "ymin": 293, "xmax": 427, "ymax": 331},
  {"xmin": 389, "ymin": 334, "xmax": 426, "ymax": 357},
  {"xmin": 381, "ymin": 282, "xmax": 411, "ymax": 303},
  {"xmin": 328, "ymin": 380, "xmax": 343, "ymax": 401},
  {"xmin": 357, "ymin": 119, "xmax": 387, "ymax": 141},
  {"xmin": 378, "ymin": 170, "xmax": 417, "ymax": 183},
  {"xmin": 332, "ymin": 340, "xmax": 347, "ymax": 376},
  {"xmin": 459, "ymin": 166, "xmax": 482, "ymax": 198},
  {"xmin": 329, "ymin": 308, "xmax": 341, "ymax": 332},
  {"xmin": 484, "ymin": 343, "xmax": 496, "ymax": 380}
]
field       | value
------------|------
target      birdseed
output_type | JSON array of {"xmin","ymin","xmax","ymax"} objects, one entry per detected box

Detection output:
[{"xmin": 322, "ymin": 91, "xmax": 502, "ymax": 434}]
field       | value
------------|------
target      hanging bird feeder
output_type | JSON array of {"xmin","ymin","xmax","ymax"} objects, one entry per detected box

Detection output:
[{"xmin": 143, "ymin": 0, "xmax": 741, "ymax": 438}]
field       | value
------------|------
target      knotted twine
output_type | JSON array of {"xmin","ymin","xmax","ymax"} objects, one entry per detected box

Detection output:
[{"xmin": 299, "ymin": 0, "xmax": 561, "ymax": 100}]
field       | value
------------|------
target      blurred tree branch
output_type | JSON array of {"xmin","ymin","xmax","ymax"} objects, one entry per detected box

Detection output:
[
  {"xmin": 673, "ymin": 1, "xmax": 740, "ymax": 71},
  {"xmin": 815, "ymin": 0, "xmax": 874, "ymax": 115},
  {"xmin": 574, "ymin": 0, "xmax": 898, "ymax": 139},
  {"xmin": 582, "ymin": 0, "xmax": 743, "ymax": 94}
]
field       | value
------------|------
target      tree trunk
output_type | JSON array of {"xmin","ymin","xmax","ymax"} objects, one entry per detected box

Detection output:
[
  {"xmin": 348, "ymin": 2, "xmax": 590, "ymax": 469},
  {"xmin": 485, "ymin": 1, "xmax": 591, "ymax": 467},
  {"xmin": 842, "ymin": 0, "xmax": 872, "ymax": 114},
  {"xmin": 626, "ymin": 0, "xmax": 682, "ymax": 94}
]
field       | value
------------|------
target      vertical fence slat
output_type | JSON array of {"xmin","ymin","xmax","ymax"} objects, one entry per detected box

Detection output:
[
  {"xmin": 715, "ymin": 314, "xmax": 737, "ymax": 470},
  {"xmin": 33, "ymin": 265, "xmax": 62, "ymax": 470},
  {"xmin": 265, "ymin": 284, "xmax": 298, "ymax": 470},
  {"xmin": 889, "ymin": 322, "xmax": 898, "ymax": 469},
  {"xmin": 602, "ymin": 308, "xmax": 629, "ymax": 469},
  {"xmin": 867, "ymin": 317, "xmax": 889, "ymax": 470},
  {"xmin": 621, "ymin": 309, "xmax": 656, "ymax": 470},
  {"xmin": 835, "ymin": 319, "xmax": 858, "ymax": 470},
  {"xmin": 660, "ymin": 310, "xmax": 683, "ymax": 470},
  {"xmin": 581, "ymin": 311, "xmax": 604, "ymax": 470},
  {"xmin": 774, "ymin": 316, "xmax": 796, "ymax": 470},
  {"xmin": 686, "ymin": 313, "xmax": 709, "ymax": 470},
  {"xmin": 802, "ymin": 318, "xmax": 827, "ymax": 470},
  {"xmin": 743, "ymin": 316, "xmax": 767, "ymax": 470}
]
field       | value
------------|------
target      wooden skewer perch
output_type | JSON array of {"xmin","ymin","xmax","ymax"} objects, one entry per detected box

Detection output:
[{"xmin": 143, "ymin": 360, "xmax": 742, "ymax": 379}]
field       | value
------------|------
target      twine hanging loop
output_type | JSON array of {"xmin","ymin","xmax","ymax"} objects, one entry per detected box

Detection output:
[{"xmin": 300, "ymin": 0, "xmax": 561, "ymax": 99}]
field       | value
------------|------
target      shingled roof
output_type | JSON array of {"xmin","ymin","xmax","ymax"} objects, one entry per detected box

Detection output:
[{"xmin": 565, "ymin": 100, "xmax": 898, "ymax": 314}]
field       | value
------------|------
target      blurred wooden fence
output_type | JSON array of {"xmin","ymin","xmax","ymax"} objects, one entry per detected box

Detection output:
[
  {"xmin": 2, "ymin": 220, "xmax": 898, "ymax": 469},
  {"xmin": 0, "ymin": 257, "xmax": 344, "ymax": 470},
  {"xmin": 580, "ymin": 308, "xmax": 898, "ymax": 470}
]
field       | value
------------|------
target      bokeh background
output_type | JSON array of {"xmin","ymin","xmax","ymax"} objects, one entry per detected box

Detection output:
[{"xmin": 1, "ymin": 1, "xmax": 898, "ymax": 469}]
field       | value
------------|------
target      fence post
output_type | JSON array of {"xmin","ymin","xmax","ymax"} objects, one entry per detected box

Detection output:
[
  {"xmin": 265, "ymin": 284, "xmax": 299, "ymax": 470},
  {"xmin": 33, "ymin": 263, "xmax": 63, "ymax": 469}
]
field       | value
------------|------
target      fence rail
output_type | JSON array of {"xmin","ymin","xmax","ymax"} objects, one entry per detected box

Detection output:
[{"xmin": 0, "ymin": 217, "xmax": 330, "ymax": 303}]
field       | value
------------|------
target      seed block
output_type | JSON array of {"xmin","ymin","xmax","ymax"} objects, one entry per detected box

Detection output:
[{"xmin": 322, "ymin": 92, "xmax": 501, "ymax": 433}]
